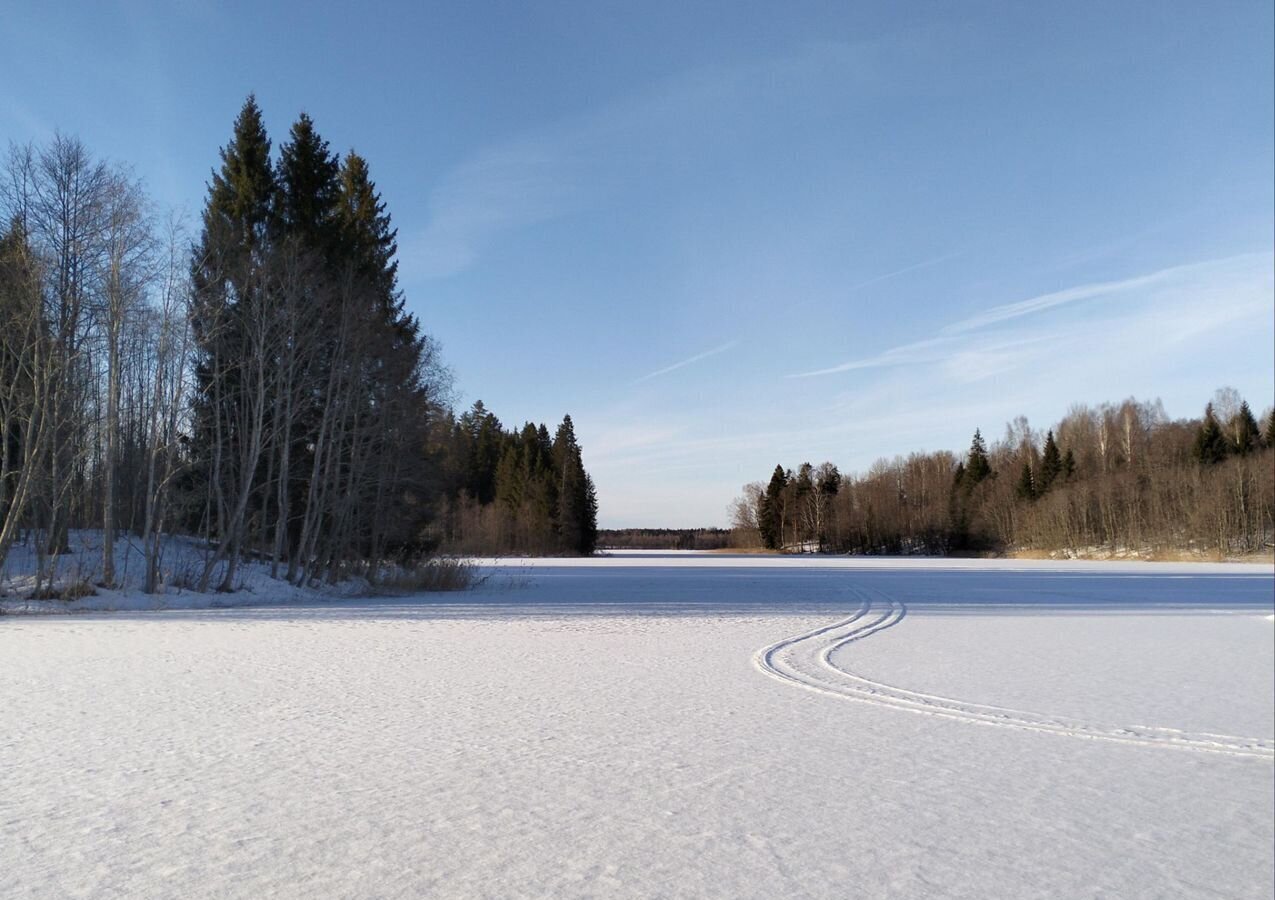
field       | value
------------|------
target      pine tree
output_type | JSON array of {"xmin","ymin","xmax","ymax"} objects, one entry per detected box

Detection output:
[
  {"xmin": 1265, "ymin": 411, "xmax": 1275, "ymax": 449},
  {"xmin": 1038, "ymin": 430, "xmax": 1062, "ymax": 492}
]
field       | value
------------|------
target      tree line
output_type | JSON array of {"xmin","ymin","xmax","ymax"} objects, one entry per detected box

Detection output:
[
  {"xmin": 0, "ymin": 96, "xmax": 598, "ymax": 596},
  {"xmin": 731, "ymin": 390, "xmax": 1274, "ymax": 558},
  {"xmin": 597, "ymin": 528, "xmax": 733, "ymax": 551},
  {"xmin": 431, "ymin": 401, "xmax": 598, "ymax": 556}
]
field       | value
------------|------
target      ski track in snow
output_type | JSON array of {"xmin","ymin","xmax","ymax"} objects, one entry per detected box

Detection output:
[{"xmin": 755, "ymin": 585, "xmax": 1275, "ymax": 761}]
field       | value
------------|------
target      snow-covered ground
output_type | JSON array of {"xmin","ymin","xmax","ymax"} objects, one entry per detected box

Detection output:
[
  {"xmin": 2, "ymin": 553, "xmax": 1272, "ymax": 898},
  {"xmin": 0, "ymin": 531, "xmax": 371, "ymax": 613}
]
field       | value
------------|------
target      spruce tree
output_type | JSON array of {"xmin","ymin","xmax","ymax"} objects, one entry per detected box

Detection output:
[
  {"xmin": 1192, "ymin": 404, "xmax": 1229, "ymax": 465},
  {"xmin": 580, "ymin": 471, "xmax": 599, "ymax": 556},
  {"xmin": 460, "ymin": 401, "xmax": 503, "ymax": 505},
  {"xmin": 524, "ymin": 423, "xmax": 558, "ymax": 545},
  {"xmin": 758, "ymin": 464, "xmax": 788, "ymax": 549},
  {"xmin": 202, "ymin": 95, "xmax": 277, "ymax": 253},
  {"xmin": 191, "ymin": 95, "xmax": 277, "ymax": 350},
  {"xmin": 964, "ymin": 429, "xmax": 992, "ymax": 485},
  {"xmin": 494, "ymin": 443, "xmax": 525, "ymax": 516},
  {"xmin": 1038, "ymin": 431, "xmax": 1062, "ymax": 492},
  {"xmin": 1015, "ymin": 461, "xmax": 1036, "ymax": 501},
  {"xmin": 1229, "ymin": 401, "xmax": 1260, "ymax": 456},
  {"xmin": 1062, "ymin": 448, "xmax": 1076, "ymax": 480},
  {"xmin": 188, "ymin": 96, "xmax": 279, "ymax": 583},
  {"xmin": 552, "ymin": 415, "xmax": 596, "ymax": 554},
  {"xmin": 817, "ymin": 463, "xmax": 841, "ymax": 498},
  {"xmin": 338, "ymin": 152, "xmax": 399, "ymax": 302},
  {"xmin": 1265, "ymin": 411, "xmax": 1275, "ymax": 449},
  {"xmin": 276, "ymin": 113, "xmax": 341, "ymax": 248}
]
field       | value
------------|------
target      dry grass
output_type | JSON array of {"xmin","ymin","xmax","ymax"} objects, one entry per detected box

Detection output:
[
  {"xmin": 29, "ymin": 578, "xmax": 97, "ymax": 601},
  {"xmin": 1008, "ymin": 546, "xmax": 1275, "ymax": 564},
  {"xmin": 372, "ymin": 557, "xmax": 483, "ymax": 594}
]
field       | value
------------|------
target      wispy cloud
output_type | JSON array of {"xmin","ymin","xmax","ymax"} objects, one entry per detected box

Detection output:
[
  {"xmin": 634, "ymin": 341, "xmax": 738, "ymax": 383},
  {"xmin": 844, "ymin": 251, "xmax": 962, "ymax": 293},
  {"xmin": 790, "ymin": 253, "xmax": 1270, "ymax": 378},
  {"xmin": 788, "ymin": 336, "xmax": 949, "ymax": 378},
  {"xmin": 399, "ymin": 38, "xmax": 918, "ymax": 282},
  {"xmin": 940, "ymin": 264, "xmax": 1187, "ymax": 335},
  {"xmin": 403, "ymin": 138, "xmax": 588, "ymax": 279}
]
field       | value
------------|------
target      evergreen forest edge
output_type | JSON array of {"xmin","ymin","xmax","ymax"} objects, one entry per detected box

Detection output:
[{"xmin": 0, "ymin": 96, "xmax": 597, "ymax": 598}]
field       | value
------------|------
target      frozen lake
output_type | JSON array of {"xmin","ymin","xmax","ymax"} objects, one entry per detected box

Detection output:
[{"xmin": 2, "ymin": 553, "xmax": 1272, "ymax": 898}]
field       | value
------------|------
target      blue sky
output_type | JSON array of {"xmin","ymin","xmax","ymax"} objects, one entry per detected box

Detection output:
[{"xmin": 4, "ymin": 1, "xmax": 1272, "ymax": 527}]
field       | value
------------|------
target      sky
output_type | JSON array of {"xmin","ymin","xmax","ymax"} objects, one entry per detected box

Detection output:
[{"xmin": 3, "ymin": 0, "xmax": 1272, "ymax": 527}]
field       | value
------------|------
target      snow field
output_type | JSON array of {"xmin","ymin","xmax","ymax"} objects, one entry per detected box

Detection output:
[{"xmin": 1, "ymin": 556, "xmax": 1272, "ymax": 898}]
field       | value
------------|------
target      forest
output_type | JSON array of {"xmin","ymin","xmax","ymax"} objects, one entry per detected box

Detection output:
[
  {"xmin": 597, "ymin": 528, "xmax": 733, "ymax": 551},
  {"xmin": 730, "ymin": 392, "xmax": 1275, "ymax": 559},
  {"xmin": 0, "ymin": 97, "xmax": 597, "ymax": 596}
]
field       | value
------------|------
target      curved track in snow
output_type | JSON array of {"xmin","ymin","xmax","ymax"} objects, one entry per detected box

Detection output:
[{"xmin": 754, "ymin": 585, "xmax": 1275, "ymax": 761}]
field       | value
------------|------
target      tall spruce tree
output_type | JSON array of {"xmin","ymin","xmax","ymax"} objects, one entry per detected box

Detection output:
[
  {"xmin": 202, "ymin": 95, "xmax": 276, "ymax": 253},
  {"xmin": 191, "ymin": 96, "xmax": 276, "ymax": 350},
  {"xmin": 1015, "ymin": 461, "xmax": 1036, "ymax": 501},
  {"xmin": 552, "ymin": 415, "xmax": 597, "ymax": 554},
  {"xmin": 339, "ymin": 152, "xmax": 399, "ymax": 303},
  {"xmin": 459, "ymin": 401, "xmax": 504, "ymax": 505},
  {"xmin": 1229, "ymin": 401, "xmax": 1260, "ymax": 455},
  {"xmin": 1193, "ymin": 404, "xmax": 1229, "ymax": 464},
  {"xmin": 1038, "ymin": 430, "xmax": 1062, "ymax": 492},
  {"xmin": 758, "ymin": 464, "xmax": 788, "ymax": 549},
  {"xmin": 189, "ymin": 95, "xmax": 279, "ymax": 590},
  {"xmin": 277, "ymin": 114, "xmax": 341, "ymax": 247},
  {"xmin": 962, "ymin": 429, "xmax": 992, "ymax": 486}
]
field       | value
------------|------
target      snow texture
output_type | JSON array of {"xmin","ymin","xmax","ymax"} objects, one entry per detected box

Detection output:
[{"xmin": 2, "ymin": 552, "xmax": 1272, "ymax": 898}]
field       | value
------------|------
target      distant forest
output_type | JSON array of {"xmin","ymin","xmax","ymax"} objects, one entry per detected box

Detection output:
[
  {"xmin": 0, "ymin": 96, "xmax": 597, "ymax": 595},
  {"xmin": 730, "ymin": 391, "xmax": 1274, "ymax": 559},
  {"xmin": 598, "ymin": 528, "xmax": 733, "ymax": 551}
]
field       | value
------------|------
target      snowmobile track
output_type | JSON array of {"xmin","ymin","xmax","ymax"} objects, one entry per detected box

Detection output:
[{"xmin": 754, "ymin": 585, "xmax": 1275, "ymax": 761}]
